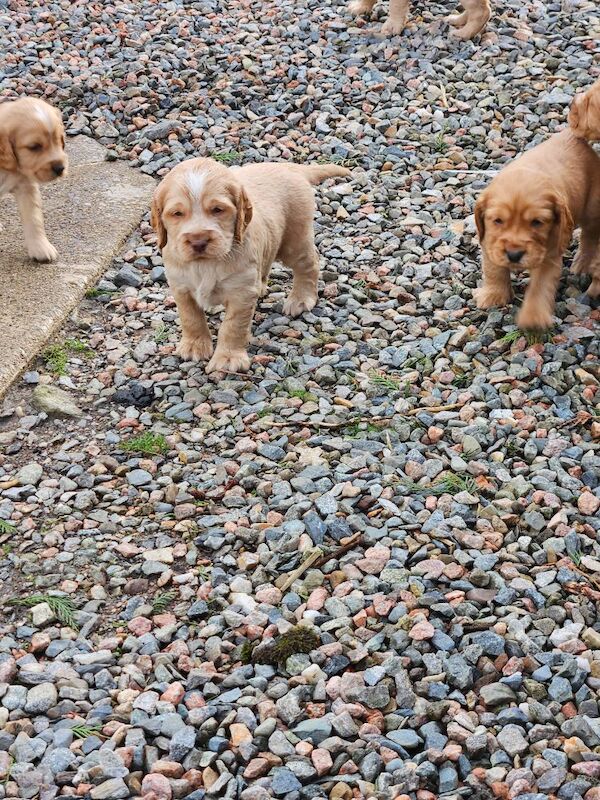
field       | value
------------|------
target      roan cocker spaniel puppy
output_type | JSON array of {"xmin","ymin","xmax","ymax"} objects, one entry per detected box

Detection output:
[
  {"xmin": 151, "ymin": 158, "xmax": 350, "ymax": 374},
  {"xmin": 569, "ymin": 78, "xmax": 600, "ymax": 143},
  {"xmin": 348, "ymin": 0, "xmax": 491, "ymax": 39},
  {"xmin": 0, "ymin": 97, "xmax": 68, "ymax": 262},
  {"xmin": 473, "ymin": 128, "xmax": 600, "ymax": 328}
]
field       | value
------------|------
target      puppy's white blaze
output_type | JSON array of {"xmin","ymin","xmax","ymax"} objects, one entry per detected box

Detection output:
[
  {"xmin": 33, "ymin": 104, "xmax": 53, "ymax": 129},
  {"xmin": 184, "ymin": 170, "xmax": 206, "ymax": 201}
]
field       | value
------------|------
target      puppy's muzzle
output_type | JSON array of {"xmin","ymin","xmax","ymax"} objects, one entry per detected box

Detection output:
[{"xmin": 186, "ymin": 234, "xmax": 211, "ymax": 256}]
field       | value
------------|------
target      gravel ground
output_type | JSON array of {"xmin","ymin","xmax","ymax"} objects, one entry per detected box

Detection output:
[{"xmin": 1, "ymin": 1, "xmax": 600, "ymax": 799}]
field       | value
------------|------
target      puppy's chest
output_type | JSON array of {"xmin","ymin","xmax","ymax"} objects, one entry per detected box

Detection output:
[{"xmin": 168, "ymin": 263, "xmax": 250, "ymax": 310}]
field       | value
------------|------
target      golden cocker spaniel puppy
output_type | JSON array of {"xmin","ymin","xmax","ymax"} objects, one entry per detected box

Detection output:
[
  {"xmin": 473, "ymin": 128, "xmax": 600, "ymax": 328},
  {"xmin": 151, "ymin": 158, "xmax": 350, "ymax": 374},
  {"xmin": 348, "ymin": 0, "xmax": 491, "ymax": 38},
  {"xmin": 569, "ymin": 78, "xmax": 600, "ymax": 143},
  {"xmin": 0, "ymin": 98, "xmax": 68, "ymax": 262}
]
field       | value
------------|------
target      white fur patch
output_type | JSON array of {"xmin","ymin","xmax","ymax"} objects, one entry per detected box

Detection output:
[
  {"xmin": 33, "ymin": 104, "xmax": 53, "ymax": 129},
  {"xmin": 184, "ymin": 170, "xmax": 206, "ymax": 201}
]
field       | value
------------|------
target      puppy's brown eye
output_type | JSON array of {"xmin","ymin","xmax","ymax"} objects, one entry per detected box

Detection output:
[
  {"xmin": 171, "ymin": 210, "xmax": 184, "ymax": 217},
  {"xmin": 211, "ymin": 207, "xmax": 224, "ymax": 215},
  {"xmin": 28, "ymin": 143, "xmax": 43, "ymax": 152},
  {"xmin": 493, "ymin": 218, "xmax": 503, "ymax": 225},
  {"xmin": 530, "ymin": 219, "xmax": 543, "ymax": 228}
]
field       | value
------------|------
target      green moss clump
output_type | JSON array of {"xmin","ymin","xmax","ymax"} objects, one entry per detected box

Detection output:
[
  {"xmin": 240, "ymin": 641, "xmax": 255, "ymax": 664},
  {"xmin": 253, "ymin": 625, "xmax": 320, "ymax": 666}
]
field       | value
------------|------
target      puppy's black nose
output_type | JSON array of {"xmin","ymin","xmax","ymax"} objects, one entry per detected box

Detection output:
[
  {"xmin": 506, "ymin": 249, "xmax": 525, "ymax": 264},
  {"xmin": 52, "ymin": 162, "xmax": 65, "ymax": 176}
]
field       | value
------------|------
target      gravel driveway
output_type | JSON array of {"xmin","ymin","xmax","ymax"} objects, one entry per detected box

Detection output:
[{"xmin": 0, "ymin": 1, "xmax": 599, "ymax": 799}]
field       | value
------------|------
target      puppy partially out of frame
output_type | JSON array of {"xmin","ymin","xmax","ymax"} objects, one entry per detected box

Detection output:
[
  {"xmin": 348, "ymin": 0, "xmax": 490, "ymax": 39},
  {"xmin": 569, "ymin": 78, "xmax": 600, "ymax": 143},
  {"xmin": 0, "ymin": 97, "xmax": 68, "ymax": 262},
  {"xmin": 151, "ymin": 158, "xmax": 350, "ymax": 374},
  {"xmin": 473, "ymin": 128, "xmax": 600, "ymax": 328}
]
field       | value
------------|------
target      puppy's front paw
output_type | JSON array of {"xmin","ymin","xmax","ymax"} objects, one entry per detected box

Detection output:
[
  {"xmin": 586, "ymin": 276, "xmax": 600, "ymax": 298},
  {"xmin": 28, "ymin": 239, "xmax": 58, "ymax": 263},
  {"xmin": 450, "ymin": 10, "xmax": 490, "ymax": 38},
  {"xmin": 517, "ymin": 305, "xmax": 554, "ymax": 331},
  {"xmin": 283, "ymin": 293, "xmax": 318, "ymax": 318},
  {"xmin": 206, "ymin": 350, "xmax": 251, "ymax": 375},
  {"xmin": 447, "ymin": 11, "xmax": 468, "ymax": 26},
  {"xmin": 381, "ymin": 16, "xmax": 407, "ymax": 35},
  {"xmin": 176, "ymin": 336, "xmax": 213, "ymax": 362},
  {"xmin": 571, "ymin": 250, "xmax": 592, "ymax": 275},
  {"xmin": 473, "ymin": 285, "xmax": 512, "ymax": 309}
]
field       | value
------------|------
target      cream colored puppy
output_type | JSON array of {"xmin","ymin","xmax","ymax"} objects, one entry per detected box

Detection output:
[
  {"xmin": 0, "ymin": 97, "xmax": 68, "ymax": 262},
  {"xmin": 151, "ymin": 158, "xmax": 350, "ymax": 374}
]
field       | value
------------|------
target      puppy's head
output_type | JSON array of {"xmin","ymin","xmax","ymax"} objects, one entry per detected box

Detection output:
[
  {"xmin": 0, "ymin": 98, "xmax": 68, "ymax": 182},
  {"xmin": 475, "ymin": 174, "xmax": 573, "ymax": 271},
  {"xmin": 151, "ymin": 158, "xmax": 253, "ymax": 263},
  {"xmin": 569, "ymin": 80, "xmax": 600, "ymax": 142}
]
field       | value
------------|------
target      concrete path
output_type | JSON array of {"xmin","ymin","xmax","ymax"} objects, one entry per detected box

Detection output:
[{"xmin": 0, "ymin": 136, "xmax": 155, "ymax": 398}]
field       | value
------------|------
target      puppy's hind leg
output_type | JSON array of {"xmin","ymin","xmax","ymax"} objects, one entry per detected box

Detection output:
[
  {"xmin": 13, "ymin": 180, "xmax": 58, "ymax": 263},
  {"xmin": 571, "ymin": 224, "xmax": 600, "ymax": 276},
  {"xmin": 281, "ymin": 238, "xmax": 320, "ymax": 318}
]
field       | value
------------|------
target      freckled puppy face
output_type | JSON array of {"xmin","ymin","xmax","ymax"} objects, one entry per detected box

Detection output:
[
  {"xmin": 0, "ymin": 98, "xmax": 68, "ymax": 183},
  {"xmin": 151, "ymin": 159, "xmax": 253, "ymax": 263},
  {"xmin": 475, "ymin": 182, "xmax": 572, "ymax": 271}
]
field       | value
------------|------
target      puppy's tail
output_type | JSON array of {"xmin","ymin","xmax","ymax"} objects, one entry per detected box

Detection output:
[{"xmin": 303, "ymin": 163, "xmax": 351, "ymax": 184}]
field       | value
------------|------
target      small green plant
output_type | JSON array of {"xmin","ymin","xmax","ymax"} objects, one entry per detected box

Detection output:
[
  {"xmin": 121, "ymin": 432, "xmax": 168, "ymax": 456},
  {"xmin": 344, "ymin": 421, "xmax": 386, "ymax": 438},
  {"xmin": 570, "ymin": 550, "xmax": 583, "ymax": 567},
  {"xmin": 0, "ymin": 519, "xmax": 16, "ymax": 535},
  {"xmin": 452, "ymin": 370, "xmax": 471, "ymax": 389},
  {"xmin": 211, "ymin": 150, "xmax": 241, "ymax": 164},
  {"xmin": 499, "ymin": 328, "xmax": 554, "ymax": 347},
  {"xmin": 7, "ymin": 594, "xmax": 77, "ymax": 629},
  {"xmin": 402, "ymin": 473, "xmax": 477, "ymax": 497},
  {"xmin": 151, "ymin": 590, "xmax": 177, "ymax": 614},
  {"xmin": 153, "ymin": 324, "xmax": 169, "ymax": 344},
  {"xmin": 252, "ymin": 625, "xmax": 320, "ymax": 666},
  {"xmin": 71, "ymin": 723, "xmax": 104, "ymax": 740},
  {"xmin": 256, "ymin": 407, "xmax": 273, "ymax": 418},
  {"xmin": 433, "ymin": 133, "xmax": 449, "ymax": 153},
  {"xmin": 316, "ymin": 154, "xmax": 360, "ymax": 168},
  {"xmin": 369, "ymin": 371, "xmax": 404, "ymax": 392},
  {"xmin": 42, "ymin": 339, "xmax": 92, "ymax": 374},
  {"xmin": 240, "ymin": 641, "xmax": 255, "ymax": 664},
  {"xmin": 288, "ymin": 389, "xmax": 317, "ymax": 402}
]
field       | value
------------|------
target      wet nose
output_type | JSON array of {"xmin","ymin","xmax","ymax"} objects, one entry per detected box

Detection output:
[
  {"xmin": 506, "ymin": 249, "xmax": 525, "ymax": 264},
  {"xmin": 187, "ymin": 235, "xmax": 210, "ymax": 255},
  {"xmin": 52, "ymin": 162, "xmax": 65, "ymax": 176}
]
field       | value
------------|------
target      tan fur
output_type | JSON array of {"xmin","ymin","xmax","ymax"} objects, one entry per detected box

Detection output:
[
  {"xmin": 569, "ymin": 79, "xmax": 600, "ymax": 143},
  {"xmin": 151, "ymin": 158, "xmax": 350, "ymax": 374},
  {"xmin": 347, "ymin": 0, "xmax": 490, "ymax": 39},
  {"xmin": 473, "ymin": 129, "xmax": 600, "ymax": 329},
  {"xmin": 0, "ymin": 97, "xmax": 68, "ymax": 262}
]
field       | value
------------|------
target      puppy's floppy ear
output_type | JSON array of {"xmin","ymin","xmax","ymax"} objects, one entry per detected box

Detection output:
[
  {"xmin": 234, "ymin": 186, "xmax": 253, "ymax": 242},
  {"xmin": 0, "ymin": 128, "xmax": 17, "ymax": 171},
  {"xmin": 551, "ymin": 193, "xmax": 574, "ymax": 254},
  {"xmin": 151, "ymin": 185, "xmax": 168, "ymax": 250},
  {"xmin": 474, "ymin": 193, "xmax": 487, "ymax": 242}
]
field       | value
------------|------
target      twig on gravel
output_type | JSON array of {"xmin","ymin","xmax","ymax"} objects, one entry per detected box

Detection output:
[
  {"xmin": 279, "ymin": 548, "xmax": 324, "ymax": 592},
  {"xmin": 313, "ymin": 533, "xmax": 364, "ymax": 568}
]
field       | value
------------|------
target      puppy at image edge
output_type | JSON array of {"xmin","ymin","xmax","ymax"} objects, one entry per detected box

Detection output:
[
  {"xmin": 0, "ymin": 97, "xmax": 68, "ymax": 262},
  {"xmin": 152, "ymin": 158, "xmax": 350, "ymax": 374},
  {"xmin": 473, "ymin": 127, "xmax": 600, "ymax": 330},
  {"xmin": 569, "ymin": 77, "xmax": 600, "ymax": 143}
]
